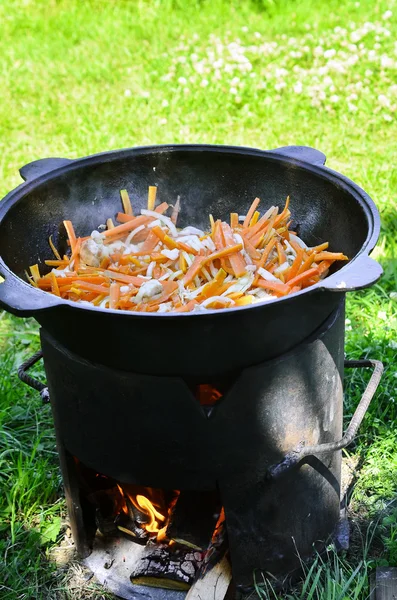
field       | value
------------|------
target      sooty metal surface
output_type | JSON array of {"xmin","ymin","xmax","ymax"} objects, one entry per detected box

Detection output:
[{"xmin": 43, "ymin": 300, "xmax": 346, "ymax": 589}]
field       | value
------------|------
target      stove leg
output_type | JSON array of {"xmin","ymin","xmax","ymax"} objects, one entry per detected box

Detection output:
[{"xmin": 57, "ymin": 442, "xmax": 94, "ymax": 558}]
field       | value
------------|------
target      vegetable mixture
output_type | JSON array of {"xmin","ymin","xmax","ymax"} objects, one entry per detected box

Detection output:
[{"xmin": 28, "ymin": 188, "xmax": 348, "ymax": 313}]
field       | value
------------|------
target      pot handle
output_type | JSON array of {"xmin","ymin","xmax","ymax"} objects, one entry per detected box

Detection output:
[
  {"xmin": 270, "ymin": 146, "xmax": 327, "ymax": 166},
  {"xmin": 20, "ymin": 157, "xmax": 74, "ymax": 181},
  {"xmin": 18, "ymin": 350, "xmax": 50, "ymax": 403},
  {"xmin": 267, "ymin": 359, "xmax": 384, "ymax": 479},
  {"xmin": 318, "ymin": 253, "xmax": 383, "ymax": 292},
  {"xmin": 0, "ymin": 263, "xmax": 62, "ymax": 316}
]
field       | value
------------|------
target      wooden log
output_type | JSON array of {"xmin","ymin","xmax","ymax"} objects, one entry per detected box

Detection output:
[
  {"xmin": 373, "ymin": 567, "xmax": 397, "ymax": 599},
  {"xmin": 130, "ymin": 543, "xmax": 204, "ymax": 591},
  {"xmin": 186, "ymin": 508, "xmax": 233, "ymax": 600},
  {"xmin": 166, "ymin": 490, "xmax": 220, "ymax": 550}
]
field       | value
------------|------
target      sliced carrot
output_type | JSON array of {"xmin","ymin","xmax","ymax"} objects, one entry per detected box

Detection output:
[
  {"xmin": 316, "ymin": 260, "xmax": 334, "ymax": 275},
  {"xmin": 183, "ymin": 255, "xmax": 207, "ymax": 286},
  {"xmin": 206, "ymin": 243, "xmax": 243, "ymax": 263},
  {"xmin": 273, "ymin": 195, "xmax": 290, "ymax": 227},
  {"xmin": 243, "ymin": 197, "xmax": 260, "ymax": 228},
  {"xmin": 49, "ymin": 236, "xmax": 62, "ymax": 260},
  {"xmin": 313, "ymin": 251, "xmax": 348, "ymax": 262},
  {"xmin": 173, "ymin": 299, "xmax": 198, "ymax": 312},
  {"xmin": 235, "ymin": 294, "xmax": 254, "ymax": 306},
  {"xmin": 109, "ymin": 282, "xmax": 120, "ymax": 309},
  {"xmin": 241, "ymin": 235, "xmax": 261, "ymax": 261},
  {"xmin": 287, "ymin": 267, "xmax": 320, "ymax": 288},
  {"xmin": 297, "ymin": 251, "xmax": 315, "ymax": 275},
  {"xmin": 256, "ymin": 238, "xmax": 276, "ymax": 270},
  {"xmin": 120, "ymin": 189, "xmax": 133, "ymax": 216},
  {"xmin": 148, "ymin": 186, "xmax": 157, "ymax": 210},
  {"xmin": 63, "ymin": 220, "xmax": 77, "ymax": 252},
  {"xmin": 249, "ymin": 211, "xmax": 260, "ymax": 227},
  {"xmin": 171, "ymin": 196, "xmax": 181, "ymax": 225},
  {"xmin": 49, "ymin": 272, "xmax": 60, "ymax": 296},
  {"xmin": 29, "ymin": 264, "xmax": 41, "ymax": 284},
  {"xmin": 213, "ymin": 220, "xmax": 225, "ymax": 250},
  {"xmin": 103, "ymin": 270, "xmax": 146, "ymax": 287},
  {"xmin": 311, "ymin": 242, "xmax": 329, "ymax": 253},
  {"xmin": 221, "ymin": 223, "xmax": 246, "ymax": 277},
  {"xmin": 74, "ymin": 281, "xmax": 110, "ymax": 294},
  {"xmin": 285, "ymin": 247, "xmax": 304, "ymax": 282},
  {"xmin": 276, "ymin": 241, "xmax": 287, "ymax": 265},
  {"xmin": 44, "ymin": 259, "xmax": 69, "ymax": 267},
  {"xmin": 256, "ymin": 279, "xmax": 291, "ymax": 296},
  {"xmin": 140, "ymin": 230, "xmax": 160, "ymax": 254},
  {"xmin": 230, "ymin": 213, "xmax": 239, "ymax": 228}
]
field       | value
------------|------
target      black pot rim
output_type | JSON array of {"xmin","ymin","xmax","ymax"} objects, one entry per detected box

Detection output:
[{"xmin": 0, "ymin": 144, "xmax": 381, "ymax": 319}]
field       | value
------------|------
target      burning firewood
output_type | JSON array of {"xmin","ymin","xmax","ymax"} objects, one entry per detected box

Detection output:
[
  {"xmin": 166, "ymin": 490, "xmax": 220, "ymax": 550},
  {"xmin": 130, "ymin": 543, "xmax": 204, "ymax": 591},
  {"xmin": 186, "ymin": 508, "xmax": 233, "ymax": 600}
]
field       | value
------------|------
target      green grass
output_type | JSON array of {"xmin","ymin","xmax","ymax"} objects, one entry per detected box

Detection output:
[{"xmin": 0, "ymin": 0, "xmax": 396, "ymax": 597}]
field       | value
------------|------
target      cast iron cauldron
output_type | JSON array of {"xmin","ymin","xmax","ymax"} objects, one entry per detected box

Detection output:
[{"xmin": 0, "ymin": 145, "xmax": 381, "ymax": 377}]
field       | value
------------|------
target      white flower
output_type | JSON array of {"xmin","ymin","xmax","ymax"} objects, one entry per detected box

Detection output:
[
  {"xmin": 383, "ymin": 10, "xmax": 393, "ymax": 20},
  {"xmin": 141, "ymin": 91, "xmax": 150, "ymax": 98},
  {"xmin": 124, "ymin": 89, "xmax": 131, "ymax": 97},
  {"xmin": 161, "ymin": 99, "xmax": 169, "ymax": 107},
  {"xmin": 159, "ymin": 118, "xmax": 167, "ymax": 125},
  {"xmin": 324, "ymin": 49, "xmax": 336, "ymax": 58},
  {"xmin": 365, "ymin": 69, "xmax": 373, "ymax": 76},
  {"xmin": 314, "ymin": 46, "xmax": 324, "ymax": 56},
  {"xmin": 378, "ymin": 94, "xmax": 390, "ymax": 107},
  {"xmin": 178, "ymin": 76, "xmax": 187, "ymax": 85},
  {"xmin": 241, "ymin": 26, "xmax": 248, "ymax": 33},
  {"xmin": 381, "ymin": 55, "xmax": 394, "ymax": 68},
  {"xmin": 200, "ymin": 79, "xmax": 209, "ymax": 87},
  {"xmin": 377, "ymin": 310, "xmax": 387, "ymax": 320},
  {"xmin": 330, "ymin": 94, "xmax": 339, "ymax": 103},
  {"xmin": 275, "ymin": 81, "xmax": 286, "ymax": 91},
  {"xmin": 293, "ymin": 81, "xmax": 303, "ymax": 94},
  {"xmin": 348, "ymin": 103, "xmax": 358, "ymax": 112},
  {"xmin": 384, "ymin": 114, "xmax": 393, "ymax": 122},
  {"xmin": 230, "ymin": 76, "xmax": 240, "ymax": 86},
  {"xmin": 389, "ymin": 340, "xmax": 397, "ymax": 349}
]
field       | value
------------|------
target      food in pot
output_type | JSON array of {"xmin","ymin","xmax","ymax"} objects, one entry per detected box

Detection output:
[{"xmin": 28, "ymin": 187, "xmax": 348, "ymax": 313}]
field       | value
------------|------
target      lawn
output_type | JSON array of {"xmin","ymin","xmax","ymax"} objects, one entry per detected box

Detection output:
[{"xmin": 0, "ymin": 0, "xmax": 396, "ymax": 598}]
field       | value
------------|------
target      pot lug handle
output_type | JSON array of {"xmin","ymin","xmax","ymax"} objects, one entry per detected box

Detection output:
[
  {"xmin": 0, "ymin": 262, "xmax": 62, "ymax": 316},
  {"xmin": 270, "ymin": 145, "xmax": 326, "ymax": 166},
  {"xmin": 267, "ymin": 359, "xmax": 384, "ymax": 479},
  {"xmin": 318, "ymin": 254, "xmax": 383, "ymax": 292},
  {"xmin": 20, "ymin": 157, "xmax": 74, "ymax": 181}
]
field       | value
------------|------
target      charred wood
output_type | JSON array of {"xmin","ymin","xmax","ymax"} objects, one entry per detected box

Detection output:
[
  {"xmin": 166, "ymin": 490, "xmax": 220, "ymax": 550},
  {"xmin": 130, "ymin": 543, "xmax": 204, "ymax": 591}
]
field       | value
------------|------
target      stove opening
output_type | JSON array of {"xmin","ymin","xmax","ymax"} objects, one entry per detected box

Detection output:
[{"xmin": 74, "ymin": 458, "xmax": 228, "ymax": 594}]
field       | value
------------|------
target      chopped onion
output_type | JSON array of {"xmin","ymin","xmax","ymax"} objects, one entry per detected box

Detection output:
[
  {"xmin": 201, "ymin": 267, "xmax": 212, "ymax": 282},
  {"xmin": 159, "ymin": 271, "xmax": 171, "ymax": 281},
  {"xmin": 134, "ymin": 279, "xmax": 163, "ymax": 303},
  {"xmin": 290, "ymin": 234, "xmax": 308, "ymax": 249},
  {"xmin": 177, "ymin": 235, "xmax": 203, "ymax": 252},
  {"xmin": 125, "ymin": 224, "xmax": 146, "ymax": 244},
  {"xmin": 146, "ymin": 261, "xmax": 156, "ymax": 278},
  {"xmin": 168, "ymin": 269, "xmax": 183, "ymax": 281},
  {"xmin": 182, "ymin": 251, "xmax": 193, "ymax": 267},
  {"xmin": 201, "ymin": 236, "xmax": 216, "ymax": 251},
  {"xmin": 257, "ymin": 267, "xmax": 280, "ymax": 282},
  {"xmin": 274, "ymin": 262, "xmax": 289, "ymax": 274},
  {"xmin": 157, "ymin": 302, "xmax": 173, "ymax": 313},
  {"xmin": 284, "ymin": 240, "xmax": 297, "ymax": 257},
  {"xmin": 208, "ymin": 261, "xmax": 218, "ymax": 278},
  {"xmin": 201, "ymin": 296, "xmax": 235, "ymax": 308},
  {"xmin": 140, "ymin": 209, "xmax": 178, "ymax": 237},
  {"xmin": 120, "ymin": 285, "xmax": 130, "ymax": 293},
  {"xmin": 161, "ymin": 248, "xmax": 179, "ymax": 261},
  {"xmin": 148, "ymin": 219, "xmax": 162, "ymax": 228},
  {"xmin": 246, "ymin": 264, "xmax": 257, "ymax": 272},
  {"xmin": 222, "ymin": 272, "xmax": 254, "ymax": 296},
  {"xmin": 177, "ymin": 226, "xmax": 204, "ymax": 237},
  {"xmin": 99, "ymin": 296, "xmax": 110, "ymax": 308}
]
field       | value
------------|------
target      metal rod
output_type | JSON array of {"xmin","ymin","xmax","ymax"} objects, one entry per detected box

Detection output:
[
  {"xmin": 268, "ymin": 359, "xmax": 384, "ymax": 479},
  {"xmin": 17, "ymin": 350, "xmax": 50, "ymax": 403}
]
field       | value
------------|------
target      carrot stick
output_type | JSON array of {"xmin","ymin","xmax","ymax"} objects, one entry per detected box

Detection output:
[
  {"xmin": 49, "ymin": 236, "xmax": 62, "ymax": 260},
  {"xmin": 120, "ymin": 190, "xmax": 133, "ymax": 215},
  {"xmin": 241, "ymin": 235, "xmax": 261, "ymax": 260},
  {"xmin": 297, "ymin": 251, "xmax": 315, "ymax": 275},
  {"xmin": 249, "ymin": 211, "xmax": 260, "ymax": 227},
  {"xmin": 171, "ymin": 196, "xmax": 180, "ymax": 225},
  {"xmin": 49, "ymin": 272, "xmax": 60, "ymax": 296},
  {"xmin": 213, "ymin": 220, "xmax": 225, "ymax": 250},
  {"xmin": 221, "ymin": 223, "xmax": 246, "ymax": 277},
  {"xmin": 173, "ymin": 299, "xmax": 198, "ymax": 312},
  {"xmin": 116, "ymin": 212, "xmax": 135, "ymax": 223},
  {"xmin": 230, "ymin": 213, "xmax": 239, "ymax": 228},
  {"xmin": 183, "ymin": 255, "xmax": 207, "ymax": 286},
  {"xmin": 313, "ymin": 251, "xmax": 348, "ymax": 262},
  {"xmin": 235, "ymin": 295, "xmax": 254, "ymax": 306},
  {"xmin": 256, "ymin": 238, "xmax": 276, "ymax": 270},
  {"xmin": 285, "ymin": 247, "xmax": 304, "ymax": 282},
  {"xmin": 148, "ymin": 186, "xmax": 157, "ymax": 210},
  {"xmin": 103, "ymin": 270, "xmax": 146, "ymax": 287},
  {"xmin": 256, "ymin": 279, "xmax": 291, "ymax": 296},
  {"xmin": 206, "ymin": 243, "xmax": 243, "ymax": 263},
  {"xmin": 273, "ymin": 195, "xmax": 290, "ymax": 227},
  {"xmin": 45, "ymin": 260, "xmax": 70, "ymax": 267},
  {"xmin": 63, "ymin": 221, "xmax": 77, "ymax": 252},
  {"xmin": 316, "ymin": 260, "xmax": 333, "ymax": 275},
  {"xmin": 73, "ymin": 281, "xmax": 111, "ymax": 294},
  {"xmin": 310, "ymin": 242, "xmax": 329, "ymax": 253},
  {"xmin": 109, "ymin": 282, "xmax": 120, "ymax": 309},
  {"xmin": 287, "ymin": 267, "xmax": 320, "ymax": 288},
  {"xmin": 140, "ymin": 230, "xmax": 160, "ymax": 254},
  {"xmin": 276, "ymin": 241, "xmax": 287, "ymax": 265},
  {"xmin": 243, "ymin": 197, "xmax": 260, "ymax": 228}
]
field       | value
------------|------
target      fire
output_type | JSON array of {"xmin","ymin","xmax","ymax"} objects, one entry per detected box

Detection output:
[{"xmin": 116, "ymin": 484, "xmax": 179, "ymax": 542}]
